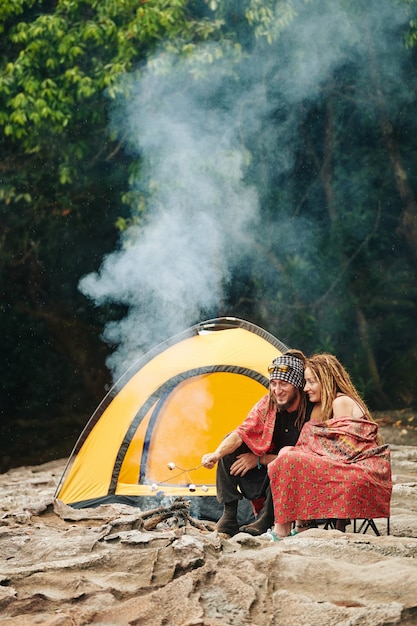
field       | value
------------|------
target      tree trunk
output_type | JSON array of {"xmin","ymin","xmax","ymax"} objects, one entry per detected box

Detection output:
[
  {"xmin": 315, "ymin": 95, "xmax": 389, "ymax": 404},
  {"xmin": 366, "ymin": 35, "xmax": 417, "ymax": 261},
  {"xmin": 378, "ymin": 115, "xmax": 417, "ymax": 258}
]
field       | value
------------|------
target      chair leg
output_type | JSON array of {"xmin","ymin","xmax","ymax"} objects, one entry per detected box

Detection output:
[
  {"xmin": 366, "ymin": 519, "xmax": 380, "ymax": 536},
  {"xmin": 354, "ymin": 518, "xmax": 383, "ymax": 536},
  {"xmin": 323, "ymin": 519, "xmax": 335, "ymax": 530},
  {"xmin": 327, "ymin": 517, "xmax": 390, "ymax": 536}
]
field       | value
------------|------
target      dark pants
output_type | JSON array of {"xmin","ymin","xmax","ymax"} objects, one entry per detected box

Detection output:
[{"xmin": 216, "ymin": 443, "xmax": 270, "ymax": 504}]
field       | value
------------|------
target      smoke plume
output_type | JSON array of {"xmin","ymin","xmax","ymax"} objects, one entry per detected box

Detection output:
[{"xmin": 79, "ymin": 0, "xmax": 411, "ymax": 380}]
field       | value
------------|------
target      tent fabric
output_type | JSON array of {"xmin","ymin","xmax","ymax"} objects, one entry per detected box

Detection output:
[{"xmin": 55, "ymin": 317, "xmax": 288, "ymax": 508}]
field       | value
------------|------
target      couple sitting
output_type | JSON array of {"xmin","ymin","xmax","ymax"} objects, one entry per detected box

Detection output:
[{"xmin": 201, "ymin": 351, "xmax": 392, "ymax": 538}]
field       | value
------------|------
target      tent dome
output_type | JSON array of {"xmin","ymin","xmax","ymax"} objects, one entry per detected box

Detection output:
[{"xmin": 55, "ymin": 317, "xmax": 289, "ymax": 508}]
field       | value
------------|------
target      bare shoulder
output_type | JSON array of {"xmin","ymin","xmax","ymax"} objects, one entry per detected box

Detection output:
[{"xmin": 332, "ymin": 395, "xmax": 358, "ymax": 418}]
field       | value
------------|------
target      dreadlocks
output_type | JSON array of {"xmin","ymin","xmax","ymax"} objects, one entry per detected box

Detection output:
[{"xmin": 305, "ymin": 353, "xmax": 382, "ymax": 442}]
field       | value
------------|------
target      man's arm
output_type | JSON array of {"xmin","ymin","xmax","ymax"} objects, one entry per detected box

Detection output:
[
  {"xmin": 229, "ymin": 450, "xmax": 277, "ymax": 476},
  {"xmin": 201, "ymin": 431, "xmax": 243, "ymax": 469}
]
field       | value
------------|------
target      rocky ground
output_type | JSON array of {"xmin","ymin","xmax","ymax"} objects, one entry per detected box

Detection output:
[{"xmin": 0, "ymin": 414, "xmax": 416, "ymax": 626}]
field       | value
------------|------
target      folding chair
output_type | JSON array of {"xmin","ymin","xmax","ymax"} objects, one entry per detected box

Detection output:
[
  {"xmin": 321, "ymin": 518, "xmax": 390, "ymax": 536},
  {"xmin": 353, "ymin": 517, "xmax": 390, "ymax": 536}
]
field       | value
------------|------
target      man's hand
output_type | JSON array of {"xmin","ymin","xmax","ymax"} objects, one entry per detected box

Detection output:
[
  {"xmin": 230, "ymin": 452, "xmax": 258, "ymax": 476},
  {"xmin": 201, "ymin": 453, "xmax": 219, "ymax": 469}
]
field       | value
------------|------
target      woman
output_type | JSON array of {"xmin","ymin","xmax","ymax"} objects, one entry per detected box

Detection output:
[{"xmin": 266, "ymin": 353, "xmax": 392, "ymax": 539}]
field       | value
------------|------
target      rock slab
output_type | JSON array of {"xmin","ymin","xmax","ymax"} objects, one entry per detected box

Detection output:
[{"xmin": 0, "ymin": 443, "xmax": 416, "ymax": 625}]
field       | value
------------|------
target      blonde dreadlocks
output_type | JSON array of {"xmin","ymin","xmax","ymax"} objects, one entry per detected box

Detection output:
[{"xmin": 305, "ymin": 353, "xmax": 382, "ymax": 442}]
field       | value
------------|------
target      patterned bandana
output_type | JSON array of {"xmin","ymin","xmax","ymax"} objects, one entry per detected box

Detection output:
[{"xmin": 268, "ymin": 355, "xmax": 304, "ymax": 389}]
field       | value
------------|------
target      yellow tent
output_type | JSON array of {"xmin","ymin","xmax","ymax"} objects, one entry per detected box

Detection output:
[{"xmin": 55, "ymin": 317, "xmax": 288, "ymax": 508}]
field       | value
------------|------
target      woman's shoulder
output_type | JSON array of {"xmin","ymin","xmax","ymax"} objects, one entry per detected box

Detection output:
[{"xmin": 332, "ymin": 394, "xmax": 364, "ymax": 418}]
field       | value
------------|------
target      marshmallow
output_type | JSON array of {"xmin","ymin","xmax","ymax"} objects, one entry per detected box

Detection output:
[{"xmin": 167, "ymin": 462, "xmax": 176, "ymax": 470}]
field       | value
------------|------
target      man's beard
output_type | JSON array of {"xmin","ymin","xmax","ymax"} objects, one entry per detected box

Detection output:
[{"xmin": 275, "ymin": 387, "xmax": 299, "ymax": 411}]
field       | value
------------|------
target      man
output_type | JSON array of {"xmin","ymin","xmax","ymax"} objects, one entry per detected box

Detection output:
[{"xmin": 201, "ymin": 351, "xmax": 311, "ymax": 537}]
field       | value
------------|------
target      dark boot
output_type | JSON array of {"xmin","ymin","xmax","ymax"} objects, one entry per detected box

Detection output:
[
  {"xmin": 215, "ymin": 501, "xmax": 239, "ymax": 536},
  {"xmin": 239, "ymin": 488, "xmax": 274, "ymax": 536}
]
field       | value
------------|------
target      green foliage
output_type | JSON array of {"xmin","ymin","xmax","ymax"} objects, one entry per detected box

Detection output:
[
  {"xmin": 0, "ymin": 0, "xmax": 220, "ymax": 158},
  {"xmin": 245, "ymin": 0, "xmax": 299, "ymax": 43},
  {"xmin": 0, "ymin": 0, "xmax": 225, "ymax": 438}
]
